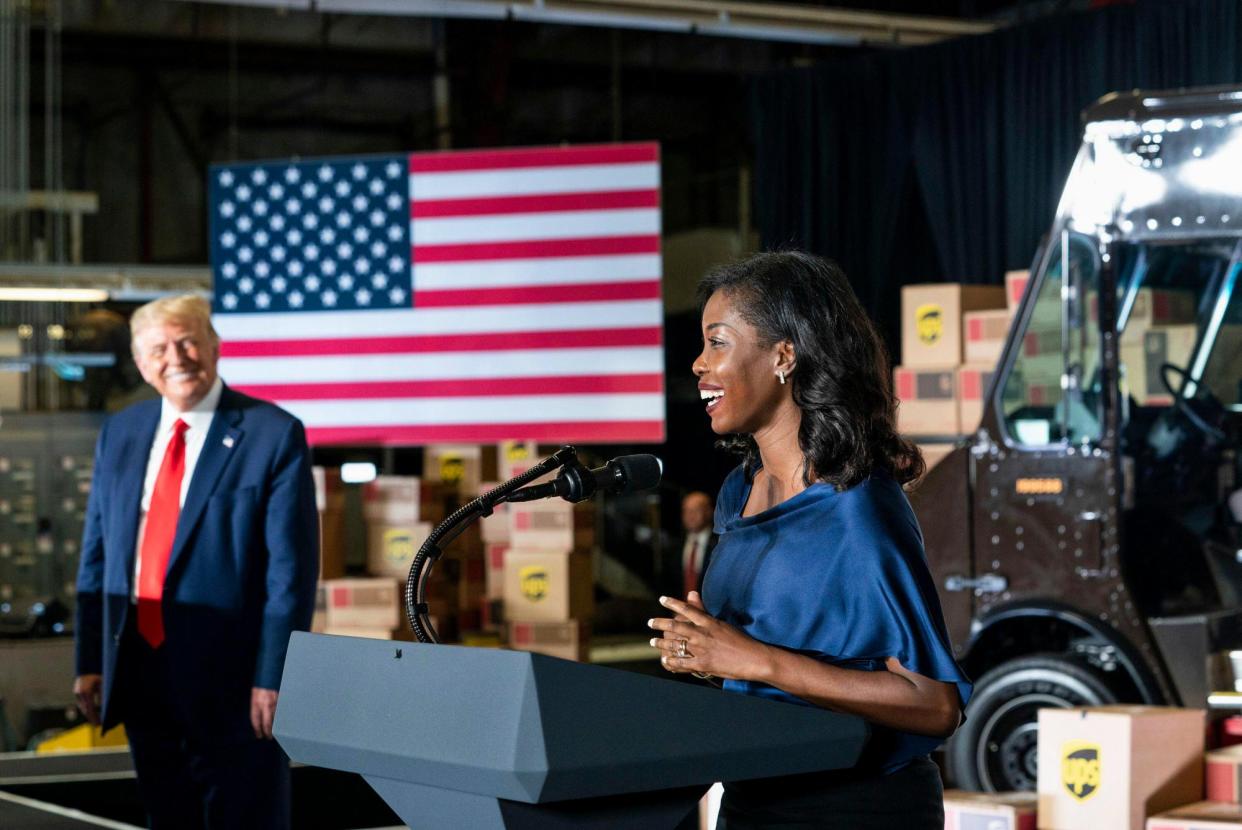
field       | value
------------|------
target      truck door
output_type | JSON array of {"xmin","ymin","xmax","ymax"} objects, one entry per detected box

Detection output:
[{"xmin": 972, "ymin": 230, "xmax": 1124, "ymax": 622}]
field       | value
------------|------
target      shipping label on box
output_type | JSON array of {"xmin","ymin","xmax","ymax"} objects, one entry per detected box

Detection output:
[
  {"xmin": 1147, "ymin": 800, "xmax": 1242, "ymax": 830},
  {"xmin": 1037, "ymin": 706, "xmax": 1205, "ymax": 830},
  {"xmin": 1119, "ymin": 289, "xmax": 1197, "ymax": 343},
  {"xmin": 1207, "ymin": 745, "xmax": 1242, "ymax": 803},
  {"xmin": 509, "ymin": 500, "xmax": 596, "ymax": 552},
  {"xmin": 363, "ymin": 476, "xmax": 421, "ymax": 524},
  {"xmin": 366, "ymin": 521, "xmax": 432, "ymax": 579},
  {"xmin": 508, "ymin": 619, "xmax": 590, "ymax": 661},
  {"xmin": 323, "ymin": 577, "xmax": 400, "ymax": 630},
  {"xmin": 1006, "ymin": 270, "xmax": 1030, "ymax": 314},
  {"xmin": 957, "ymin": 365, "xmax": 995, "ymax": 434},
  {"xmin": 965, "ymin": 309, "xmax": 1011, "ymax": 365},
  {"xmin": 901, "ymin": 283, "xmax": 1006, "ymax": 367},
  {"xmin": 485, "ymin": 543, "xmax": 507, "ymax": 600},
  {"xmin": 895, "ymin": 365, "xmax": 959, "ymax": 436},
  {"xmin": 944, "ymin": 790, "xmax": 1037, "ymax": 830},
  {"xmin": 503, "ymin": 549, "xmax": 593, "ymax": 622}
]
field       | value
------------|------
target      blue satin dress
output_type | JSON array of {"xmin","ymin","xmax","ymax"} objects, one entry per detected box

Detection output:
[{"xmin": 703, "ymin": 465, "xmax": 972, "ymax": 827}]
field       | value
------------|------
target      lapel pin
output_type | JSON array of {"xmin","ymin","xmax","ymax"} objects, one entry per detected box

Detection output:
[{"xmin": 223, "ymin": 436, "xmax": 235, "ymax": 448}]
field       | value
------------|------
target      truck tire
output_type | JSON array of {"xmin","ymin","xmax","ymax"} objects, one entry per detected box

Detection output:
[{"xmin": 945, "ymin": 653, "xmax": 1118, "ymax": 792}]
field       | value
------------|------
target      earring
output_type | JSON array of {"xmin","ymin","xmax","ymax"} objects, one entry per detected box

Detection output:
[{"xmin": 778, "ymin": 370, "xmax": 786, "ymax": 385}]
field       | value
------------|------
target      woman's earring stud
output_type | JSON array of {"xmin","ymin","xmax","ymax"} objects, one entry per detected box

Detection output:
[{"xmin": 778, "ymin": 370, "xmax": 786, "ymax": 385}]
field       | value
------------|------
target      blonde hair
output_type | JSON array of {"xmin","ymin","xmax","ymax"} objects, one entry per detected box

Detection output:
[{"xmin": 130, "ymin": 295, "xmax": 219, "ymax": 351}]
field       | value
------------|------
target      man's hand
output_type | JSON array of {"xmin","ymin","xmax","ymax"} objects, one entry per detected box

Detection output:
[
  {"xmin": 250, "ymin": 687, "xmax": 279, "ymax": 740},
  {"xmin": 74, "ymin": 674, "xmax": 103, "ymax": 726}
]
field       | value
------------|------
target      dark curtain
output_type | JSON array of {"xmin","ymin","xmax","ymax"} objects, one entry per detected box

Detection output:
[{"xmin": 752, "ymin": 0, "xmax": 1242, "ymax": 352}]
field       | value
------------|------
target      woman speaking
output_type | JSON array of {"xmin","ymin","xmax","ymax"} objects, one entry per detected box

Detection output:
[{"xmin": 649, "ymin": 251, "xmax": 971, "ymax": 829}]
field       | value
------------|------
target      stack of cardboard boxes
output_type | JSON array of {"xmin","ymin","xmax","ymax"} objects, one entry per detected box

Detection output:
[
  {"xmin": 498, "ymin": 441, "xmax": 595, "ymax": 662},
  {"xmin": 308, "ymin": 445, "xmax": 496, "ymax": 643},
  {"xmin": 895, "ymin": 276, "xmax": 1016, "ymax": 473},
  {"xmin": 309, "ymin": 441, "xmax": 598, "ymax": 658},
  {"xmin": 950, "ymin": 705, "xmax": 1242, "ymax": 830}
]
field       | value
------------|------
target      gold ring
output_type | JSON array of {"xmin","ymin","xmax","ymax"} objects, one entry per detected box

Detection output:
[{"xmin": 678, "ymin": 640, "xmax": 688, "ymax": 658}]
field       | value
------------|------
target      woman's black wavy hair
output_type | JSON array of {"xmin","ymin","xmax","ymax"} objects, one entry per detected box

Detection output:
[{"xmin": 697, "ymin": 251, "xmax": 924, "ymax": 489}]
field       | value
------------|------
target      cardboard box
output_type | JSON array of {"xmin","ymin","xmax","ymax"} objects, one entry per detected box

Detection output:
[
  {"xmin": 958, "ymin": 365, "xmax": 996, "ymax": 434},
  {"xmin": 901, "ymin": 283, "xmax": 1006, "ymax": 367},
  {"xmin": 1119, "ymin": 289, "xmax": 1197, "ymax": 344},
  {"xmin": 1037, "ymin": 706, "xmax": 1205, "ymax": 830},
  {"xmin": 503, "ymin": 549, "xmax": 593, "ymax": 622},
  {"xmin": 1120, "ymin": 325, "xmax": 1198, "ymax": 406},
  {"xmin": 508, "ymin": 619, "xmax": 590, "ymax": 662},
  {"xmin": 363, "ymin": 476, "xmax": 421, "ymax": 524},
  {"xmin": 1207, "ymin": 745, "xmax": 1242, "ymax": 803},
  {"xmin": 424, "ymin": 444, "xmax": 498, "ymax": 494},
  {"xmin": 509, "ymin": 500, "xmax": 596, "ymax": 553},
  {"xmin": 485, "ymin": 543, "xmax": 507, "ymax": 600},
  {"xmin": 944, "ymin": 789, "xmax": 1037, "ymax": 830},
  {"xmin": 1147, "ymin": 801, "xmax": 1242, "ymax": 829},
  {"xmin": 965, "ymin": 309, "xmax": 1012, "ymax": 365},
  {"xmin": 895, "ymin": 365, "xmax": 959, "ymax": 436},
  {"xmin": 366, "ymin": 521, "xmax": 432, "ymax": 580},
  {"xmin": 499, "ymin": 440, "xmax": 540, "ymax": 479},
  {"xmin": 1006, "ymin": 270, "xmax": 1030, "ymax": 314},
  {"xmin": 1142, "ymin": 325, "xmax": 1198, "ymax": 405},
  {"xmin": 323, "ymin": 577, "xmax": 401, "ymax": 630}
]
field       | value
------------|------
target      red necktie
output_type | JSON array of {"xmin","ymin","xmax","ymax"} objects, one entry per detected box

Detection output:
[
  {"xmin": 136, "ymin": 419, "xmax": 189, "ymax": 648},
  {"xmin": 684, "ymin": 536, "xmax": 701, "ymax": 597}
]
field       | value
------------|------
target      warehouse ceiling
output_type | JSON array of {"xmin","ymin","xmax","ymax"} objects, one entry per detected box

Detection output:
[{"xmin": 177, "ymin": 0, "xmax": 1105, "ymax": 46}]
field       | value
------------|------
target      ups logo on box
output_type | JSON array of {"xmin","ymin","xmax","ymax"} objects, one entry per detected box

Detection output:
[
  {"xmin": 1061, "ymin": 741, "xmax": 1101, "ymax": 801},
  {"xmin": 382, "ymin": 529, "xmax": 414, "ymax": 563},
  {"xmin": 519, "ymin": 566, "xmax": 549, "ymax": 602},
  {"xmin": 915, "ymin": 303, "xmax": 943, "ymax": 345}
]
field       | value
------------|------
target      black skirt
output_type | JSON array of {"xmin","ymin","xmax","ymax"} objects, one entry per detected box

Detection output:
[{"xmin": 716, "ymin": 756, "xmax": 944, "ymax": 830}]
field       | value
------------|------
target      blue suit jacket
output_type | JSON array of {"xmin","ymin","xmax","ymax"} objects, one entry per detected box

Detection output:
[{"xmin": 74, "ymin": 385, "xmax": 319, "ymax": 739}]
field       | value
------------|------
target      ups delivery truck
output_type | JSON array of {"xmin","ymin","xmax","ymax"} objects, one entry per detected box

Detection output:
[{"xmin": 911, "ymin": 86, "xmax": 1242, "ymax": 792}]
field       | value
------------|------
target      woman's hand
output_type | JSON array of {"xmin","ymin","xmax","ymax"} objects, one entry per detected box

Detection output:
[{"xmin": 648, "ymin": 592, "xmax": 777, "ymax": 681}]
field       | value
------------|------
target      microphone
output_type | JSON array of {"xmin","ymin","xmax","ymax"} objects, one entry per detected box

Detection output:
[{"xmin": 506, "ymin": 454, "xmax": 663, "ymax": 503}]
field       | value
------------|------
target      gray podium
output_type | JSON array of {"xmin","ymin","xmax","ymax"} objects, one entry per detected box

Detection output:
[{"xmin": 275, "ymin": 632, "xmax": 869, "ymax": 829}]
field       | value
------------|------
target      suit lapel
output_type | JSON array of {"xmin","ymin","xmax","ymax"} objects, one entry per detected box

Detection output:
[
  {"xmin": 166, "ymin": 387, "xmax": 245, "ymax": 579},
  {"xmin": 119, "ymin": 403, "xmax": 162, "ymax": 598}
]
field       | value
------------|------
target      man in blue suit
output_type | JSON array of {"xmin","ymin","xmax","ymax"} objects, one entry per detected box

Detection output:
[{"xmin": 73, "ymin": 294, "xmax": 318, "ymax": 829}]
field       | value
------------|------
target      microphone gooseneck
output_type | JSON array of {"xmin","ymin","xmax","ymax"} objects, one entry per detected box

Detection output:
[{"xmin": 404, "ymin": 447, "xmax": 663, "ymax": 644}]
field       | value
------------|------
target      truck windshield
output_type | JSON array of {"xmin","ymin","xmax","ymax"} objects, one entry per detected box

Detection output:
[{"xmin": 998, "ymin": 235, "xmax": 1242, "ymax": 448}]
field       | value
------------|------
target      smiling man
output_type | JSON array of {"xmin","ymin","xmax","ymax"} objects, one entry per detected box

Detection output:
[{"xmin": 73, "ymin": 294, "xmax": 318, "ymax": 829}]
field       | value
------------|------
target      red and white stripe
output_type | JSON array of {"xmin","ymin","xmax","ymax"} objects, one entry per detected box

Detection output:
[{"xmin": 216, "ymin": 142, "xmax": 665, "ymax": 446}]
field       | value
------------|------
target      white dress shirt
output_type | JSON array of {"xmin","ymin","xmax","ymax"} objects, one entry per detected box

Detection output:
[
  {"xmin": 682, "ymin": 528, "xmax": 712, "ymax": 579},
  {"xmin": 131, "ymin": 377, "xmax": 224, "ymax": 601}
]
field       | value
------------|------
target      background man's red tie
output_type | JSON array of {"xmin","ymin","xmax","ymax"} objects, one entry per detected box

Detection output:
[
  {"xmin": 136, "ymin": 419, "xmax": 189, "ymax": 647},
  {"xmin": 684, "ymin": 536, "xmax": 701, "ymax": 596}
]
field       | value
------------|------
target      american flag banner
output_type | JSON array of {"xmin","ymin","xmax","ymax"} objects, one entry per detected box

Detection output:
[{"xmin": 208, "ymin": 143, "xmax": 665, "ymax": 445}]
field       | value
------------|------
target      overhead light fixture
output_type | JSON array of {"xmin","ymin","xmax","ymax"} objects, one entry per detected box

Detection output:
[
  {"xmin": 341, "ymin": 462, "xmax": 378, "ymax": 484},
  {"xmin": 0, "ymin": 287, "xmax": 109, "ymax": 302}
]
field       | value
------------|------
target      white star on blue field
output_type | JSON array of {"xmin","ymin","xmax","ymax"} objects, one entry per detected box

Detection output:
[{"xmin": 208, "ymin": 155, "xmax": 412, "ymax": 314}]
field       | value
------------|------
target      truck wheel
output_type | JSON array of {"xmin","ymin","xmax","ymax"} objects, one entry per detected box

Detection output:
[{"xmin": 945, "ymin": 653, "xmax": 1118, "ymax": 792}]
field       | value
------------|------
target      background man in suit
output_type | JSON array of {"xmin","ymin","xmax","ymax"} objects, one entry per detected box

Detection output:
[
  {"xmin": 679, "ymin": 491, "xmax": 716, "ymax": 596},
  {"xmin": 73, "ymin": 295, "xmax": 319, "ymax": 829}
]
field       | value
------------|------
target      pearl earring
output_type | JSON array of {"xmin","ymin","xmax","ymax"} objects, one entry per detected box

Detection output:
[{"xmin": 778, "ymin": 370, "xmax": 786, "ymax": 385}]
